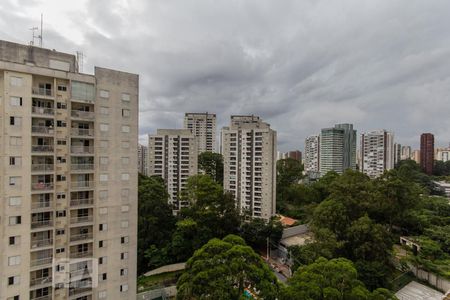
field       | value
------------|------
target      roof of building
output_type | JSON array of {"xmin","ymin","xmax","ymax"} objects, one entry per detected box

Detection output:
[
  {"xmin": 278, "ymin": 215, "xmax": 297, "ymax": 227},
  {"xmin": 395, "ymin": 281, "xmax": 443, "ymax": 300}
]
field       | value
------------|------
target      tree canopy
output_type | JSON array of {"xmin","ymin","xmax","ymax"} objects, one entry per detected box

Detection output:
[
  {"xmin": 198, "ymin": 151, "xmax": 224, "ymax": 184},
  {"xmin": 177, "ymin": 235, "xmax": 280, "ymax": 300}
]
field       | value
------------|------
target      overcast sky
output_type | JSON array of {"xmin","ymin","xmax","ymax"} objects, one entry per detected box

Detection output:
[{"xmin": 1, "ymin": 0, "xmax": 449, "ymax": 151}]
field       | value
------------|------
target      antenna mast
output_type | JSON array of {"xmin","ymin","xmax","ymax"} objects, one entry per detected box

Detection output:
[
  {"xmin": 40, "ymin": 13, "xmax": 43, "ymax": 47},
  {"xmin": 76, "ymin": 51, "xmax": 85, "ymax": 73},
  {"xmin": 29, "ymin": 14, "xmax": 43, "ymax": 47}
]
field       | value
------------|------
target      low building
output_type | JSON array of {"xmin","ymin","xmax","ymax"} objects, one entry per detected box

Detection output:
[
  {"xmin": 434, "ymin": 181, "xmax": 450, "ymax": 199},
  {"xmin": 278, "ymin": 225, "xmax": 313, "ymax": 262}
]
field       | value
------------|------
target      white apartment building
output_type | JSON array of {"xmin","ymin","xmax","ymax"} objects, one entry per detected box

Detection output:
[
  {"xmin": 304, "ymin": 135, "xmax": 320, "ymax": 173},
  {"xmin": 360, "ymin": 130, "xmax": 395, "ymax": 178},
  {"xmin": 436, "ymin": 148, "xmax": 450, "ymax": 162},
  {"xmin": 138, "ymin": 144, "xmax": 149, "ymax": 175},
  {"xmin": 0, "ymin": 40, "xmax": 138, "ymax": 300},
  {"xmin": 221, "ymin": 115, "xmax": 276, "ymax": 220},
  {"xmin": 148, "ymin": 129, "xmax": 198, "ymax": 211},
  {"xmin": 184, "ymin": 112, "xmax": 216, "ymax": 153},
  {"xmin": 401, "ymin": 145, "xmax": 412, "ymax": 160}
]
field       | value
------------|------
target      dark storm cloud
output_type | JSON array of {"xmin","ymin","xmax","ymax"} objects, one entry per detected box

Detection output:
[{"xmin": 1, "ymin": 0, "xmax": 450, "ymax": 150}]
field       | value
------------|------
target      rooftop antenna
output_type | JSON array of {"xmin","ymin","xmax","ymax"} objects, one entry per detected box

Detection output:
[
  {"xmin": 40, "ymin": 13, "xmax": 43, "ymax": 47},
  {"xmin": 76, "ymin": 51, "xmax": 85, "ymax": 73},
  {"xmin": 29, "ymin": 14, "xmax": 43, "ymax": 47}
]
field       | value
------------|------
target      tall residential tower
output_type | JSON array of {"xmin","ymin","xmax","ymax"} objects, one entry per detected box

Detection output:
[
  {"xmin": 184, "ymin": 112, "xmax": 216, "ymax": 153},
  {"xmin": 360, "ymin": 130, "xmax": 395, "ymax": 178},
  {"xmin": 0, "ymin": 40, "xmax": 138, "ymax": 300},
  {"xmin": 304, "ymin": 135, "xmax": 320, "ymax": 173},
  {"xmin": 420, "ymin": 133, "xmax": 434, "ymax": 175},
  {"xmin": 221, "ymin": 116, "xmax": 276, "ymax": 220}
]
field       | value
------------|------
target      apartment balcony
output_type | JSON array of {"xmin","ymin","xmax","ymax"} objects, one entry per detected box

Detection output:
[
  {"xmin": 71, "ymin": 110, "xmax": 95, "ymax": 120},
  {"xmin": 70, "ymin": 215, "xmax": 94, "ymax": 225},
  {"xmin": 32, "ymin": 182, "xmax": 54, "ymax": 191},
  {"xmin": 32, "ymin": 87, "xmax": 53, "ymax": 97},
  {"xmin": 30, "ymin": 276, "xmax": 53, "ymax": 289},
  {"xmin": 71, "ymin": 181, "xmax": 94, "ymax": 190},
  {"xmin": 70, "ymin": 198, "xmax": 94, "ymax": 207},
  {"xmin": 71, "ymin": 128, "xmax": 94, "ymax": 137},
  {"xmin": 70, "ymin": 232, "xmax": 93, "ymax": 243},
  {"xmin": 70, "ymin": 250, "xmax": 93, "ymax": 259},
  {"xmin": 32, "ymin": 126, "xmax": 55, "ymax": 135},
  {"xmin": 31, "ymin": 219, "xmax": 53, "ymax": 229},
  {"xmin": 71, "ymin": 164, "xmax": 94, "ymax": 172},
  {"xmin": 69, "ymin": 286, "xmax": 92, "ymax": 297},
  {"xmin": 70, "ymin": 146, "xmax": 94, "ymax": 155},
  {"xmin": 30, "ymin": 257, "xmax": 53, "ymax": 268},
  {"xmin": 32, "ymin": 106, "xmax": 55, "ymax": 116},
  {"xmin": 31, "ymin": 237, "xmax": 53, "ymax": 249},
  {"xmin": 30, "ymin": 295, "xmax": 52, "ymax": 300},
  {"xmin": 31, "ymin": 200, "xmax": 53, "ymax": 211},
  {"xmin": 32, "ymin": 145, "xmax": 54, "ymax": 153},
  {"xmin": 31, "ymin": 164, "xmax": 54, "ymax": 173}
]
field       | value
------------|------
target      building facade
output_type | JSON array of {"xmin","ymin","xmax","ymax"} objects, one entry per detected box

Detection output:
[
  {"xmin": 0, "ymin": 40, "xmax": 138, "ymax": 300},
  {"xmin": 435, "ymin": 148, "xmax": 450, "ymax": 162},
  {"xmin": 360, "ymin": 130, "xmax": 395, "ymax": 178},
  {"xmin": 148, "ymin": 129, "xmax": 198, "ymax": 211},
  {"xmin": 222, "ymin": 115, "xmax": 276, "ymax": 220},
  {"xmin": 401, "ymin": 145, "xmax": 412, "ymax": 160},
  {"xmin": 420, "ymin": 133, "xmax": 434, "ymax": 175},
  {"xmin": 411, "ymin": 150, "xmax": 421, "ymax": 164},
  {"xmin": 184, "ymin": 112, "xmax": 216, "ymax": 153},
  {"xmin": 304, "ymin": 135, "xmax": 320, "ymax": 173},
  {"xmin": 394, "ymin": 143, "xmax": 402, "ymax": 166},
  {"xmin": 138, "ymin": 144, "xmax": 149, "ymax": 175}
]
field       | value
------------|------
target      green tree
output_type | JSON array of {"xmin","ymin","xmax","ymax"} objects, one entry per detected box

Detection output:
[
  {"xmin": 277, "ymin": 158, "xmax": 304, "ymax": 205},
  {"xmin": 240, "ymin": 217, "xmax": 283, "ymax": 250},
  {"xmin": 281, "ymin": 257, "xmax": 396, "ymax": 300},
  {"xmin": 138, "ymin": 174, "xmax": 176, "ymax": 274},
  {"xmin": 198, "ymin": 152, "xmax": 224, "ymax": 184},
  {"xmin": 170, "ymin": 218, "xmax": 204, "ymax": 262},
  {"xmin": 177, "ymin": 235, "xmax": 280, "ymax": 300}
]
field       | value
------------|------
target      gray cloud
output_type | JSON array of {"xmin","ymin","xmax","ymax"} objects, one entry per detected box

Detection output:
[{"xmin": 1, "ymin": 0, "xmax": 450, "ymax": 150}]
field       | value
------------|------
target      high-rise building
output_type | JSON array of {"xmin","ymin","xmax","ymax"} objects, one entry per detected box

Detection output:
[
  {"xmin": 319, "ymin": 124, "xmax": 356, "ymax": 175},
  {"xmin": 394, "ymin": 143, "xmax": 402, "ymax": 166},
  {"xmin": 286, "ymin": 150, "xmax": 302, "ymax": 162},
  {"xmin": 184, "ymin": 112, "xmax": 216, "ymax": 153},
  {"xmin": 361, "ymin": 130, "xmax": 395, "ymax": 178},
  {"xmin": 148, "ymin": 129, "xmax": 198, "ymax": 211},
  {"xmin": 435, "ymin": 148, "xmax": 450, "ymax": 162},
  {"xmin": 401, "ymin": 145, "xmax": 412, "ymax": 160},
  {"xmin": 420, "ymin": 133, "xmax": 434, "ymax": 175},
  {"xmin": 304, "ymin": 135, "xmax": 320, "ymax": 173},
  {"xmin": 0, "ymin": 40, "xmax": 138, "ymax": 299},
  {"xmin": 411, "ymin": 150, "xmax": 421, "ymax": 164},
  {"xmin": 138, "ymin": 144, "xmax": 149, "ymax": 175},
  {"xmin": 222, "ymin": 115, "xmax": 276, "ymax": 220}
]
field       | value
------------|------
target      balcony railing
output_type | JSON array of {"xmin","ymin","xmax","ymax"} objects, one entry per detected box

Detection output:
[
  {"xmin": 30, "ymin": 295, "xmax": 52, "ymax": 300},
  {"xmin": 71, "ymin": 110, "xmax": 95, "ymax": 120},
  {"xmin": 71, "ymin": 163, "xmax": 94, "ymax": 171},
  {"xmin": 30, "ymin": 276, "xmax": 52, "ymax": 287},
  {"xmin": 32, "ymin": 106, "xmax": 55, "ymax": 116},
  {"xmin": 70, "ymin": 267, "xmax": 93, "ymax": 278},
  {"xmin": 31, "ymin": 238, "xmax": 53, "ymax": 249},
  {"xmin": 70, "ymin": 215, "xmax": 93, "ymax": 224},
  {"xmin": 69, "ymin": 285, "xmax": 92, "ymax": 296},
  {"xmin": 70, "ymin": 198, "xmax": 94, "ymax": 207},
  {"xmin": 32, "ymin": 182, "xmax": 54, "ymax": 191},
  {"xmin": 31, "ymin": 164, "xmax": 54, "ymax": 172},
  {"xmin": 32, "ymin": 126, "xmax": 54, "ymax": 134},
  {"xmin": 31, "ymin": 219, "xmax": 53, "ymax": 229},
  {"xmin": 70, "ymin": 232, "xmax": 93, "ymax": 242},
  {"xmin": 31, "ymin": 201, "xmax": 52, "ymax": 210},
  {"xmin": 71, "ymin": 181, "xmax": 94, "ymax": 190},
  {"xmin": 32, "ymin": 145, "xmax": 54, "ymax": 153},
  {"xmin": 70, "ymin": 250, "xmax": 93, "ymax": 259},
  {"xmin": 71, "ymin": 128, "xmax": 94, "ymax": 137},
  {"xmin": 32, "ymin": 87, "xmax": 53, "ymax": 97},
  {"xmin": 71, "ymin": 146, "xmax": 94, "ymax": 154},
  {"xmin": 30, "ymin": 256, "xmax": 53, "ymax": 268}
]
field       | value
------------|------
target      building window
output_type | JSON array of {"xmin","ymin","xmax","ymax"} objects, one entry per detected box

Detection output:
[
  {"xmin": 121, "ymin": 205, "xmax": 130, "ymax": 212},
  {"xmin": 10, "ymin": 76, "xmax": 23, "ymax": 87},
  {"xmin": 57, "ymin": 85, "xmax": 67, "ymax": 91},
  {"xmin": 56, "ymin": 229, "xmax": 65, "ymax": 235},
  {"xmin": 99, "ymin": 273, "xmax": 107, "ymax": 281},
  {"xmin": 9, "ymin": 157, "xmax": 22, "ymax": 166},
  {"xmin": 121, "ymin": 93, "xmax": 130, "ymax": 102},
  {"xmin": 121, "ymin": 236, "xmax": 129, "ymax": 244},
  {"xmin": 56, "ymin": 210, "xmax": 66, "ymax": 217},
  {"xmin": 57, "ymin": 102, "xmax": 67, "ymax": 109},
  {"xmin": 99, "ymin": 174, "xmax": 108, "ymax": 182},
  {"xmin": 10, "ymin": 96, "xmax": 22, "ymax": 106},
  {"xmin": 9, "ymin": 216, "xmax": 21, "ymax": 225},
  {"xmin": 56, "ymin": 175, "xmax": 66, "ymax": 181},
  {"xmin": 10, "ymin": 116, "xmax": 22, "ymax": 126},
  {"xmin": 8, "ymin": 255, "xmax": 21, "ymax": 266},
  {"xmin": 99, "ymin": 90, "xmax": 109, "ymax": 98},
  {"xmin": 122, "ymin": 109, "xmax": 130, "ymax": 117},
  {"xmin": 121, "ymin": 141, "xmax": 130, "ymax": 148},
  {"xmin": 100, "ymin": 157, "xmax": 109, "ymax": 165},
  {"xmin": 120, "ymin": 268, "xmax": 128, "ymax": 276},
  {"xmin": 120, "ymin": 252, "xmax": 128, "ymax": 260},
  {"xmin": 72, "ymin": 81, "xmax": 95, "ymax": 101},
  {"xmin": 121, "ymin": 173, "xmax": 130, "ymax": 181},
  {"xmin": 100, "ymin": 106, "xmax": 109, "ymax": 115},
  {"xmin": 121, "ymin": 125, "xmax": 130, "ymax": 133},
  {"xmin": 100, "ymin": 123, "xmax": 109, "ymax": 132},
  {"xmin": 120, "ymin": 284, "xmax": 129, "ymax": 292},
  {"xmin": 99, "ymin": 223, "xmax": 108, "ymax": 231},
  {"xmin": 9, "ymin": 136, "xmax": 22, "ymax": 146},
  {"xmin": 9, "ymin": 196, "xmax": 22, "ymax": 206},
  {"xmin": 99, "ymin": 257, "xmax": 107, "ymax": 265},
  {"xmin": 121, "ymin": 221, "xmax": 129, "ymax": 228},
  {"xmin": 8, "ymin": 275, "xmax": 20, "ymax": 285},
  {"xmin": 99, "ymin": 240, "xmax": 106, "ymax": 248},
  {"xmin": 56, "ymin": 120, "xmax": 67, "ymax": 127},
  {"xmin": 99, "ymin": 190, "xmax": 108, "ymax": 200},
  {"xmin": 56, "ymin": 247, "xmax": 65, "ymax": 253},
  {"xmin": 9, "ymin": 176, "xmax": 21, "ymax": 186},
  {"xmin": 121, "ymin": 157, "xmax": 129, "ymax": 165},
  {"xmin": 99, "ymin": 207, "xmax": 108, "ymax": 215},
  {"xmin": 9, "ymin": 236, "xmax": 20, "ymax": 245}
]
